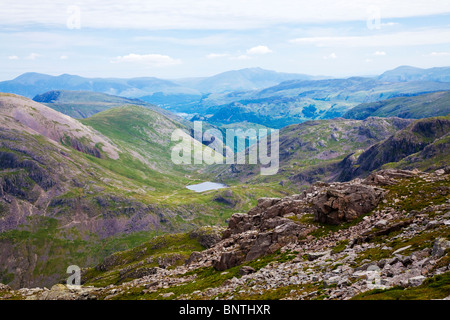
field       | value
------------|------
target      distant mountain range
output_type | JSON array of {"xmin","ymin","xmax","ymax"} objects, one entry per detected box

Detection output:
[
  {"xmin": 194, "ymin": 77, "xmax": 450, "ymax": 128},
  {"xmin": 1, "ymin": 66, "xmax": 450, "ymax": 128},
  {"xmin": 0, "ymin": 68, "xmax": 322, "ymax": 99},
  {"xmin": 378, "ymin": 65, "xmax": 450, "ymax": 82}
]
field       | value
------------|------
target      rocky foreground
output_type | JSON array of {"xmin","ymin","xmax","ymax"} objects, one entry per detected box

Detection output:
[{"xmin": 1, "ymin": 169, "xmax": 449, "ymax": 300}]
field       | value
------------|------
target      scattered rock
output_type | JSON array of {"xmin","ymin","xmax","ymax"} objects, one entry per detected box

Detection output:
[
  {"xmin": 239, "ymin": 266, "xmax": 256, "ymax": 276},
  {"xmin": 0, "ymin": 283, "xmax": 11, "ymax": 292},
  {"xmin": 375, "ymin": 219, "xmax": 388, "ymax": 229},
  {"xmin": 408, "ymin": 276, "xmax": 426, "ymax": 287},
  {"xmin": 432, "ymin": 238, "xmax": 450, "ymax": 258},
  {"xmin": 307, "ymin": 251, "xmax": 331, "ymax": 261},
  {"xmin": 393, "ymin": 245, "xmax": 412, "ymax": 255}
]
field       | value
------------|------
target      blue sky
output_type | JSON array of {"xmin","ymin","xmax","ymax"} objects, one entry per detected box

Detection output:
[{"xmin": 1, "ymin": 0, "xmax": 450, "ymax": 80}]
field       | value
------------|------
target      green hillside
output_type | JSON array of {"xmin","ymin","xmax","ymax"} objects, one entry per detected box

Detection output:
[
  {"xmin": 0, "ymin": 94, "xmax": 286, "ymax": 289},
  {"xmin": 344, "ymin": 91, "xmax": 450, "ymax": 120}
]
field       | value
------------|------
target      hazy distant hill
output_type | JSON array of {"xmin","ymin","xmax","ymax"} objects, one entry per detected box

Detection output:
[
  {"xmin": 344, "ymin": 90, "xmax": 450, "ymax": 120},
  {"xmin": 197, "ymin": 77, "xmax": 450, "ymax": 128},
  {"xmin": 378, "ymin": 65, "xmax": 450, "ymax": 82},
  {"xmin": 0, "ymin": 68, "xmax": 320, "ymax": 101},
  {"xmin": 0, "ymin": 72, "xmax": 196, "ymax": 99},
  {"xmin": 173, "ymin": 67, "xmax": 322, "ymax": 93}
]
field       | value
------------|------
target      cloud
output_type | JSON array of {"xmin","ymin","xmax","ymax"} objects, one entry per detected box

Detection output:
[
  {"xmin": 289, "ymin": 29, "xmax": 450, "ymax": 47},
  {"xmin": 246, "ymin": 45, "xmax": 272, "ymax": 55},
  {"xmin": 374, "ymin": 51, "xmax": 386, "ymax": 56},
  {"xmin": 429, "ymin": 51, "xmax": 450, "ymax": 56},
  {"xmin": 60, "ymin": 55, "xmax": 68, "ymax": 60},
  {"xmin": 111, "ymin": 53, "xmax": 181, "ymax": 66},
  {"xmin": 381, "ymin": 22, "xmax": 399, "ymax": 27},
  {"xmin": 2, "ymin": 0, "xmax": 449, "ymax": 30},
  {"xmin": 323, "ymin": 52, "xmax": 337, "ymax": 60},
  {"xmin": 8, "ymin": 55, "xmax": 19, "ymax": 60},
  {"xmin": 25, "ymin": 53, "xmax": 40, "ymax": 60},
  {"xmin": 229, "ymin": 54, "xmax": 251, "ymax": 60},
  {"xmin": 206, "ymin": 53, "xmax": 229, "ymax": 59},
  {"xmin": 207, "ymin": 46, "xmax": 271, "ymax": 60}
]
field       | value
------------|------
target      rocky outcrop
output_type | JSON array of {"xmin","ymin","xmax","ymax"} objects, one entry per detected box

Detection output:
[
  {"xmin": 310, "ymin": 184, "xmax": 385, "ymax": 225},
  {"xmin": 212, "ymin": 196, "xmax": 316, "ymax": 271},
  {"xmin": 2, "ymin": 169, "xmax": 449, "ymax": 301}
]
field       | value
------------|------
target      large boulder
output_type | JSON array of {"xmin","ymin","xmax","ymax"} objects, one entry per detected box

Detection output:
[
  {"xmin": 213, "ymin": 251, "xmax": 246, "ymax": 271},
  {"xmin": 311, "ymin": 184, "xmax": 385, "ymax": 225}
]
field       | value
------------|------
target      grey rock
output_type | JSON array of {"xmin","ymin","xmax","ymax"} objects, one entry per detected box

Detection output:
[
  {"xmin": 185, "ymin": 251, "xmax": 203, "ymax": 265},
  {"xmin": 375, "ymin": 219, "xmax": 388, "ymax": 229},
  {"xmin": 432, "ymin": 238, "xmax": 450, "ymax": 258},
  {"xmin": 0, "ymin": 283, "xmax": 11, "ymax": 292},
  {"xmin": 307, "ymin": 250, "xmax": 331, "ymax": 261},
  {"xmin": 238, "ymin": 266, "xmax": 256, "ymax": 276},
  {"xmin": 213, "ymin": 251, "xmax": 246, "ymax": 271},
  {"xmin": 408, "ymin": 276, "xmax": 426, "ymax": 287},
  {"xmin": 324, "ymin": 276, "xmax": 341, "ymax": 287}
]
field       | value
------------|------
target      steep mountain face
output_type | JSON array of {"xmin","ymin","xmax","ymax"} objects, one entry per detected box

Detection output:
[
  {"xmin": 0, "ymin": 93, "xmax": 119, "ymax": 159},
  {"xmin": 0, "ymin": 93, "xmax": 245, "ymax": 289},
  {"xmin": 379, "ymin": 66, "xmax": 450, "ymax": 82},
  {"xmin": 3, "ymin": 169, "xmax": 448, "ymax": 301},
  {"xmin": 338, "ymin": 116, "xmax": 450, "ymax": 181},
  {"xmin": 195, "ymin": 77, "xmax": 450, "ymax": 128},
  {"xmin": 344, "ymin": 90, "xmax": 450, "ymax": 120}
]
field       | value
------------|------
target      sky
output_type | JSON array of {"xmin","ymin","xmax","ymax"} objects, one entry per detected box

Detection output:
[{"xmin": 1, "ymin": 0, "xmax": 450, "ymax": 80}]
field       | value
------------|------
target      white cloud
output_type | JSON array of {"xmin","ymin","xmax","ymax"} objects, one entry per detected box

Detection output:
[
  {"xmin": 60, "ymin": 55, "xmax": 68, "ymax": 60},
  {"xmin": 1, "ymin": 0, "xmax": 449, "ymax": 30},
  {"xmin": 230, "ymin": 54, "xmax": 251, "ymax": 60},
  {"xmin": 381, "ymin": 22, "xmax": 399, "ymax": 27},
  {"xmin": 111, "ymin": 53, "xmax": 181, "ymax": 66},
  {"xmin": 246, "ymin": 45, "xmax": 272, "ymax": 55},
  {"xmin": 8, "ymin": 55, "xmax": 19, "ymax": 60},
  {"xmin": 290, "ymin": 29, "xmax": 450, "ymax": 47},
  {"xmin": 429, "ymin": 51, "xmax": 450, "ymax": 56},
  {"xmin": 323, "ymin": 52, "xmax": 337, "ymax": 60},
  {"xmin": 25, "ymin": 53, "xmax": 40, "ymax": 60},
  {"xmin": 374, "ymin": 51, "xmax": 386, "ymax": 56},
  {"xmin": 206, "ymin": 53, "xmax": 229, "ymax": 59}
]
